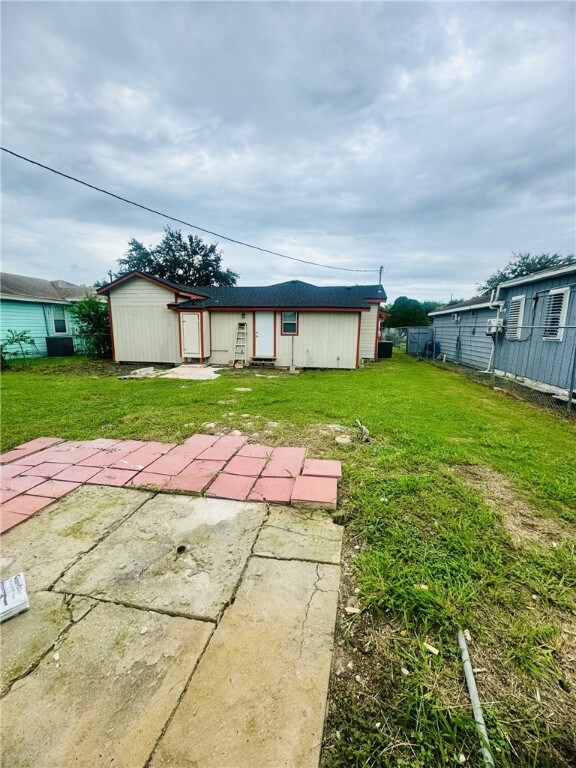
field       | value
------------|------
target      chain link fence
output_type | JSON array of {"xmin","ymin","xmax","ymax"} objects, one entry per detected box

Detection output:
[{"xmin": 387, "ymin": 325, "xmax": 576, "ymax": 417}]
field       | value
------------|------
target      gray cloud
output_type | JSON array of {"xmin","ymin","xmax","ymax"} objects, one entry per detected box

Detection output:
[{"xmin": 1, "ymin": 1, "xmax": 574, "ymax": 302}]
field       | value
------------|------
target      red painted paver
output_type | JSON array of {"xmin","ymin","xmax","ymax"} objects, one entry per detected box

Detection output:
[
  {"xmin": 197, "ymin": 435, "xmax": 248, "ymax": 462},
  {"xmin": 13, "ymin": 437, "xmax": 63, "ymax": 452},
  {"xmin": 19, "ymin": 444, "xmax": 102, "ymax": 466},
  {"xmin": 179, "ymin": 459, "xmax": 227, "ymax": 475},
  {"xmin": 248, "ymin": 477, "xmax": 295, "ymax": 504},
  {"xmin": 0, "ymin": 438, "xmax": 62, "ymax": 464},
  {"xmin": 145, "ymin": 446, "xmax": 198, "ymax": 475},
  {"xmin": 261, "ymin": 446, "xmax": 306, "ymax": 478},
  {"xmin": 1, "ymin": 489, "xmax": 22, "ymax": 504},
  {"xmin": 82, "ymin": 439, "xmax": 122, "ymax": 449},
  {"xmin": 1, "ymin": 494, "xmax": 54, "ymax": 516},
  {"xmin": 225, "ymin": 455, "xmax": 267, "ymax": 477},
  {"xmin": 1, "ymin": 510, "xmax": 30, "ymax": 534},
  {"xmin": 291, "ymin": 476, "xmax": 338, "ymax": 510},
  {"xmin": 78, "ymin": 440, "xmax": 148, "ymax": 468},
  {"xmin": 165, "ymin": 473, "xmax": 215, "ymax": 494},
  {"xmin": 237, "ymin": 444, "xmax": 273, "ymax": 459},
  {"xmin": 165, "ymin": 460, "xmax": 226, "ymax": 493},
  {"xmin": 128, "ymin": 472, "xmax": 172, "ymax": 489},
  {"xmin": 110, "ymin": 442, "xmax": 177, "ymax": 471},
  {"xmin": 20, "ymin": 462, "xmax": 73, "ymax": 478},
  {"xmin": 205, "ymin": 473, "xmax": 256, "ymax": 501},
  {"xmin": 0, "ymin": 449, "xmax": 40, "ymax": 465},
  {"xmin": 52, "ymin": 465, "xmax": 103, "ymax": 483},
  {"xmin": 1, "ymin": 475, "xmax": 45, "ymax": 493},
  {"xmin": 302, "ymin": 459, "xmax": 342, "ymax": 478},
  {"xmin": 85, "ymin": 468, "xmax": 139, "ymax": 486},
  {"xmin": 184, "ymin": 434, "xmax": 219, "ymax": 450},
  {"xmin": 27, "ymin": 480, "xmax": 82, "ymax": 499},
  {"xmin": 0, "ymin": 464, "xmax": 30, "ymax": 480}
]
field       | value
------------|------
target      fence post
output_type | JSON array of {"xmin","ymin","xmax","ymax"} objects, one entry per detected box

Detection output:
[{"xmin": 568, "ymin": 330, "xmax": 576, "ymax": 415}]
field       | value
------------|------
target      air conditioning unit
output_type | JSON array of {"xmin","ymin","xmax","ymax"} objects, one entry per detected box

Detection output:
[{"xmin": 486, "ymin": 317, "xmax": 504, "ymax": 336}]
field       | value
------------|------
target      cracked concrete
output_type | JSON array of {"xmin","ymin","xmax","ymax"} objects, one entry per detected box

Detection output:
[{"xmin": 0, "ymin": 486, "xmax": 343, "ymax": 768}]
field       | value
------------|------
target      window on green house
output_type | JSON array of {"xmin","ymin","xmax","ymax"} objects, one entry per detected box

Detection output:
[{"xmin": 53, "ymin": 306, "xmax": 67, "ymax": 333}]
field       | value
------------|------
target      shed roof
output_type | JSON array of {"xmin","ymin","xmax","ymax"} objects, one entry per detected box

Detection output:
[
  {"xmin": 98, "ymin": 271, "xmax": 387, "ymax": 309},
  {"xmin": 0, "ymin": 272, "xmax": 90, "ymax": 302}
]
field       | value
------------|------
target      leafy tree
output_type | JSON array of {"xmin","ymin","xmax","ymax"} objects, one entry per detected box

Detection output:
[
  {"xmin": 384, "ymin": 296, "xmax": 430, "ymax": 328},
  {"xmin": 69, "ymin": 295, "xmax": 111, "ymax": 358},
  {"xmin": 420, "ymin": 300, "xmax": 444, "ymax": 315},
  {"xmin": 115, "ymin": 227, "xmax": 239, "ymax": 287},
  {"xmin": 478, "ymin": 252, "xmax": 575, "ymax": 293}
]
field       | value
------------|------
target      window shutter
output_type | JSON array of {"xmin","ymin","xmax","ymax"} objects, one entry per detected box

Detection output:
[
  {"xmin": 506, "ymin": 296, "xmax": 525, "ymax": 340},
  {"xmin": 543, "ymin": 287, "xmax": 570, "ymax": 341}
]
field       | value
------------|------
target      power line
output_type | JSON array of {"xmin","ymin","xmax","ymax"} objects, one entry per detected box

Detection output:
[{"xmin": 1, "ymin": 147, "xmax": 381, "ymax": 276}]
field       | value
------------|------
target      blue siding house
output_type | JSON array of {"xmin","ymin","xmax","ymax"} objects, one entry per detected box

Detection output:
[
  {"xmin": 428, "ymin": 296, "xmax": 497, "ymax": 370},
  {"xmin": 1, "ymin": 273, "xmax": 90, "ymax": 357},
  {"xmin": 493, "ymin": 264, "xmax": 576, "ymax": 396},
  {"xmin": 429, "ymin": 264, "xmax": 576, "ymax": 398}
]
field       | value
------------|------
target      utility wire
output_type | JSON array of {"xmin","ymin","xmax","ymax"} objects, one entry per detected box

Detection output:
[{"xmin": 1, "ymin": 147, "xmax": 380, "ymax": 276}]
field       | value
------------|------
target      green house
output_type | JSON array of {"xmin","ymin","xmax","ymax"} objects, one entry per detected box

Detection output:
[{"xmin": 1, "ymin": 272, "xmax": 91, "ymax": 358}]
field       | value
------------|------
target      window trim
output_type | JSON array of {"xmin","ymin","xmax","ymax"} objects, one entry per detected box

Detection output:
[
  {"xmin": 505, "ymin": 294, "xmax": 525, "ymax": 340},
  {"xmin": 280, "ymin": 310, "xmax": 299, "ymax": 336},
  {"xmin": 543, "ymin": 286, "xmax": 570, "ymax": 342},
  {"xmin": 52, "ymin": 305, "xmax": 68, "ymax": 335}
]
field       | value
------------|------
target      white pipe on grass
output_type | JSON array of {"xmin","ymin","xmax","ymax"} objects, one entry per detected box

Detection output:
[{"xmin": 458, "ymin": 630, "xmax": 495, "ymax": 768}]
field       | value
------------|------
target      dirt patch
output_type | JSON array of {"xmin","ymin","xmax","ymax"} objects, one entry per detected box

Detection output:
[{"xmin": 453, "ymin": 464, "xmax": 574, "ymax": 548}]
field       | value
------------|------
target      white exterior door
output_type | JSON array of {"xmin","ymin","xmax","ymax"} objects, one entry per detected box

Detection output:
[
  {"xmin": 254, "ymin": 312, "xmax": 275, "ymax": 356},
  {"xmin": 181, "ymin": 313, "xmax": 201, "ymax": 357}
]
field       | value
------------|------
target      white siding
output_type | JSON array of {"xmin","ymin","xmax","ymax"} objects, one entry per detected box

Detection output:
[
  {"xmin": 359, "ymin": 305, "xmax": 378, "ymax": 359},
  {"xmin": 110, "ymin": 278, "xmax": 181, "ymax": 364},
  {"xmin": 202, "ymin": 311, "xmax": 211, "ymax": 357},
  {"xmin": 275, "ymin": 311, "xmax": 358, "ymax": 369},
  {"xmin": 209, "ymin": 311, "xmax": 254, "ymax": 365}
]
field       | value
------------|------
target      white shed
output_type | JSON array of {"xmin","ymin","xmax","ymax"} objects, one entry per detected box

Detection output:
[{"xmin": 99, "ymin": 272, "xmax": 387, "ymax": 370}]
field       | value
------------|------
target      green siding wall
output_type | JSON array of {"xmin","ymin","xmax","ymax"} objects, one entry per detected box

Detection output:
[{"xmin": 0, "ymin": 300, "xmax": 77, "ymax": 357}]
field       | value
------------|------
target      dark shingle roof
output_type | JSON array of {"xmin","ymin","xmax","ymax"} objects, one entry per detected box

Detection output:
[
  {"xmin": 171, "ymin": 279, "xmax": 386, "ymax": 309},
  {"xmin": 0, "ymin": 272, "xmax": 91, "ymax": 302}
]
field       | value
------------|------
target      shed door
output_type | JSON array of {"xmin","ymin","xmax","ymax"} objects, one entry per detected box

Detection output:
[
  {"xmin": 181, "ymin": 313, "xmax": 201, "ymax": 357},
  {"xmin": 254, "ymin": 312, "xmax": 275, "ymax": 356}
]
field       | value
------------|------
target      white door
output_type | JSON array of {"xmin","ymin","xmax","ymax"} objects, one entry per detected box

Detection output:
[
  {"xmin": 255, "ymin": 312, "xmax": 275, "ymax": 356},
  {"xmin": 181, "ymin": 313, "xmax": 201, "ymax": 357}
]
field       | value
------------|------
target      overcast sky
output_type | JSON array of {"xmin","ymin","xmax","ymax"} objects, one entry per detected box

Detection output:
[{"xmin": 1, "ymin": 1, "xmax": 574, "ymax": 302}]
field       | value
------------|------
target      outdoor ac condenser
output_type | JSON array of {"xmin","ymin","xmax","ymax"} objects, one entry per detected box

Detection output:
[{"xmin": 485, "ymin": 317, "xmax": 504, "ymax": 336}]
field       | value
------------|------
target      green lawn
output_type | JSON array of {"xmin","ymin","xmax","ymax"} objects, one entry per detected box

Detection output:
[{"xmin": 2, "ymin": 353, "xmax": 575, "ymax": 766}]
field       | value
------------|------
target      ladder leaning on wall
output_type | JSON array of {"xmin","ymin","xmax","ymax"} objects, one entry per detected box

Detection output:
[{"xmin": 233, "ymin": 322, "xmax": 248, "ymax": 368}]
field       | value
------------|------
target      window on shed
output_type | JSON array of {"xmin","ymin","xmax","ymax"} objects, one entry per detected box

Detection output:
[
  {"xmin": 543, "ymin": 287, "xmax": 570, "ymax": 342},
  {"xmin": 281, "ymin": 311, "xmax": 298, "ymax": 335},
  {"xmin": 53, "ymin": 306, "xmax": 67, "ymax": 334},
  {"xmin": 506, "ymin": 295, "xmax": 525, "ymax": 340}
]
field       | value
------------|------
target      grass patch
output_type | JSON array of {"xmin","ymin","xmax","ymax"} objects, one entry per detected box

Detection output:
[{"xmin": 2, "ymin": 352, "xmax": 575, "ymax": 766}]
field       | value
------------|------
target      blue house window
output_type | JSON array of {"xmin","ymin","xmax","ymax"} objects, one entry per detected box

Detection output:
[{"xmin": 53, "ymin": 306, "xmax": 67, "ymax": 334}]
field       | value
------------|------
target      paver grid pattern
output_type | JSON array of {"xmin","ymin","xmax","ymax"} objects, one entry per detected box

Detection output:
[{"xmin": 0, "ymin": 436, "xmax": 341, "ymax": 534}]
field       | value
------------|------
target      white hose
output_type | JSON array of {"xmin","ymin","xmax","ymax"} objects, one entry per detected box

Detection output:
[{"xmin": 458, "ymin": 630, "xmax": 495, "ymax": 767}]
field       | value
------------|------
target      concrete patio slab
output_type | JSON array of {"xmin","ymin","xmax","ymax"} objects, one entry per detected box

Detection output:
[
  {"xmin": 158, "ymin": 364, "xmax": 221, "ymax": 379},
  {"xmin": 1, "ymin": 591, "xmax": 73, "ymax": 695},
  {"xmin": 0, "ymin": 486, "xmax": 152, "ymax": 592},
  {"xmin": 56, "ymin": 495, "xmax": 267, "ymax": 621},
  {"xmin": 0, "ymin": 602, "xmax": 213, "ymax": 768},
  {"xmin": 151, "ymin": 556, "xmax": 340, "ymax": 768},
  {"xmin": 254, "ymin": 507, "xmax": 343, "ymax": 564}
]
